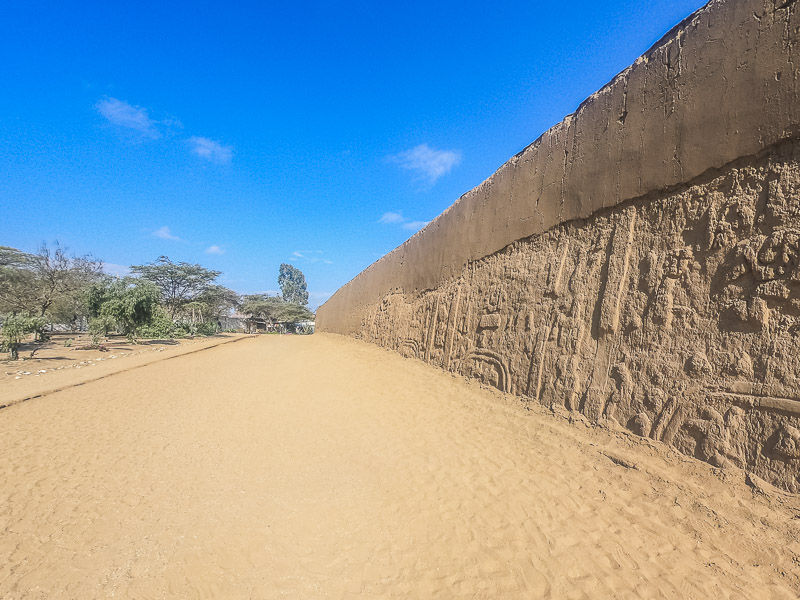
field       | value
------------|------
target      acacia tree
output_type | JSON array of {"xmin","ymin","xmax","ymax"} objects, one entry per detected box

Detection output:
[
  {"xmin": 190, "ymin": 285, "xmax": 240, "ymax": 321},
  {"xmin": 278, "ymin": 263, "xmax": 309, "ymax": 307},
  {"xmin": 241, "ymin": 294, "xmax": 313, "ymax": 323},
  {"xmin": 0, "ymin": 243, "xmax": 103, "ymax": 319},
  {"xmin": 130, "ymin": 256, "xmax": 221, "ymax": 319},
  {"xmin": 0, "ymin": 246, "xmax": 31, "ymax": 268},
  {"xmin": 0, "ymin": 247, "xmax": 35, "ymax": 315},
  {"xmin": 240, "ymin": 295, "xmax": 286, "ymax": 322}
]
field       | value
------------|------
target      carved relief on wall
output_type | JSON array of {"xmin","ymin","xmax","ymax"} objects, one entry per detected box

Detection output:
[{"xmin": 355, "ymin": 142, "xmax": 800, "ymax": 492}]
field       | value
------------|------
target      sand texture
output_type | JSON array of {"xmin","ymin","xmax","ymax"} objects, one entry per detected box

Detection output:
[
  {"xmin": 1, "ymin": 334, "xmax": 798, "ymax": 599},
  {"xmin": 1, "ymin": 334, "xmax": 250, "ymax": 410}
]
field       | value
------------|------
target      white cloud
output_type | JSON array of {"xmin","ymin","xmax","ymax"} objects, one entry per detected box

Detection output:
[
  {"xmin": 390, "ymin": 143, "xmax": 461, "ymax": 184},
  {"xmin": 290, "ymin": 250, "xmax": 332, "ymax": 265},
  {"xmin": 379, "ymin": 211, "xmax": 405, "ymax": 224},
  {"xmin": 379, "ymin": 212, "xmax": 429, "ymax": 232},
  {"xmin": 96, "ymin": 97, "xmax": 160, "ymax": 138},
  {"xmin": 189, "ymin": 136, "xmax": 233, "ymax": 164},
  {"xmin": 402, "ymin": 220, "xmax": 429, "ymax": 231},
  {"xmin": 205, "ymin": 245, "xmax": 225, "ymax": 255},
  {"xmin": 152, "ymin": 226, "xmax": 182, "ymax": 241}
]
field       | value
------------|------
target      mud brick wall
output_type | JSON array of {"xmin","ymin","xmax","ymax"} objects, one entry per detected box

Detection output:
[{"xmin": 317, "ymin": 0, "xmax": 800, "ymax": 491}]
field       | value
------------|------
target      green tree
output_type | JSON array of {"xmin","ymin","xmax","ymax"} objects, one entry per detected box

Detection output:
[
  {"xmin": 0, "ymin": 246, "xmax": 33, "ymax": 268},
  {"xmin": 241, "ymin": 295, "xmax": 285, "ymax": 322},
  {"xmin": 278, "ymin": 263, "xmax": 309, "ymax": 306},
  {"xmin": 86, "ymin": 278, "xmax": 160, "ymax": 343},
  {"xmin": 278, "ymin": 302, "xmax": 314, "ymax": 323},
  {"xmin": 0, "ymin": 243, "xmax": 103, "ymax": 319},
  {"xmin": 241, "ymin": 294, "xmax": 314, "ymax": 323},
  {"xmin": 185, "ymin": 285, "xmax": 240, "ymax": 322},
  {"xmin": 130, "ymin": 256, "xmax": 221, "ymax": 319}
]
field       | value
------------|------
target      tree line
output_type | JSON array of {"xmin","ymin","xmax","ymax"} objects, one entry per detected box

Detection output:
[{"xmin": 0, "ymin": 243, "xmax": 314, "ymax": 358}]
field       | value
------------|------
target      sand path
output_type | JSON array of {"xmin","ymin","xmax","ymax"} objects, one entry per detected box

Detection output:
[
  {"xmin": 1, "ymin": 334, "xmax": 799, "ymax": 599},
  {"xmin": 1, "ymin": 334, "xmax": 251, "ymax": 409}
]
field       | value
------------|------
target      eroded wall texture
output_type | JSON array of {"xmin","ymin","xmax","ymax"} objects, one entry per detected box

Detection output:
[{"xmin": 317, "ymin": 0, "xmax": 800, "ymax": 491}]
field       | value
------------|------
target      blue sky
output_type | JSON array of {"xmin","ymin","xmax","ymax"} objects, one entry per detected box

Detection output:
[{"xmin": 1, "ymin": 0, "xmax": 707, "ymax": 309}]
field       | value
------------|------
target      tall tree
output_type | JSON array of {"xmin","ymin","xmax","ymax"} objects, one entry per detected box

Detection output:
[
  {"xmin": 130, "ymin": 256, "xmax": 221, "ymax": 319},
  {"xmin": 0, "ymin": 243, "xmax": 103, "ymax": 318},
  {"xmin": 278, "ymin": 263, "xmax": 309, "ymax": 306}
]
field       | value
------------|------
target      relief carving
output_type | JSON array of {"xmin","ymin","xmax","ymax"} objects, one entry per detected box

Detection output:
[
  {"xmin": 773, "ymin": 425, "xmax": 800, "ymax": 460},
  {"xmin": 458, "ymin": 350, "xmax": 511, "ymax": 394},
  {"xmin": 334, "ymin": 144, "xmax": 800, "ymax": 492}
]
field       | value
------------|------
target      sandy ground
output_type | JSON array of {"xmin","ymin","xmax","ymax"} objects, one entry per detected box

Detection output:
[
  {"xmin": 1, "ymin": 334, "xmax": 799, "ymax": 599},
  {"xmin": 0, "ymin": 333, "xmax": 251, "ymax": 408}
]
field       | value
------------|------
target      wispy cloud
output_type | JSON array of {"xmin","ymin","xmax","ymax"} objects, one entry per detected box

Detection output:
[
  {"xmin": 94, "ymin": 97, "xmax": 234, "ymax": 166},
  {"xmin": 389, "ymin": 143, "xmax": 461, "ymax": 184},
  {"xmin": 152, "ymin": 226, "xmax": 182, "ymax": 241},
  {"xmin": 96, "ymin": 97, "xmax": 160, "ymax": 138},
  {"xmin": 290, "ymin": 250, "xmax": 333, "ymax": 265},
  {"xmin": 379, "ymin": 211, "xmax": 405, "ymax": 224},
  {"xmin": 205, "ymin": 245, "xmax": 225, "ymax": 255},
  {"xmin": 402, "ymin": 220, "xmax": 429, "ymax": 231},
  {"xmin": 378, "ymin": 211, "xmax": 429, "ymax": 233},
  {"xmin": 189, "ymin": 136, "xmax": 233, "ymax": 164},
  {"xmin": 95, "ymin": 96, "xmax": 183, "ymax": 141}
]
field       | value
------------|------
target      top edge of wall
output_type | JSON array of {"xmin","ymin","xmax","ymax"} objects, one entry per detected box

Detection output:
[{"xmin": 318, "ymin": 0, "xmax": 800, "ymax": 328}]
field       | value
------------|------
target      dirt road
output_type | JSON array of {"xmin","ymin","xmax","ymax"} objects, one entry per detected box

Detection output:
[{"xmin": 1, "ymin": 334, "xmax": 798, "ymax": 599}]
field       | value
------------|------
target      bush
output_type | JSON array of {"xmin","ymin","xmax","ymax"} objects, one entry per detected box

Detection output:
[
  {"xmin": 89, "ymin": 315, "xmax": 116, "ymax": 345},
  {"xmin": 137, "ymin": 307, "xmax": 178, "ymax": 339},
  {"xmin": 27, "ymin": 316, "xmax": 48, "ymax": 342},
  {"xmin": 195, "ymin": 321, "xmax": 219, "ymax": 336},
  {"xmin": 1, "ymin": 314, "xmax": 38, "ymax": 359},
  {"xmin": 161, "ymin": 320, "xmax": 219, "ymax": 339}
]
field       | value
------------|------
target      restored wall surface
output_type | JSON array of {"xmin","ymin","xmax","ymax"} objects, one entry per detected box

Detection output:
[{"xmin": 317, "ymin": 0, "xmax": 800, "ymax": 491}]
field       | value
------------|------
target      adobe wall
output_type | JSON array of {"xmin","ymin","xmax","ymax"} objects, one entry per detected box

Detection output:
[{"xmin": 317, "ymin": 0, "xmax": 800, "ymax": 491}]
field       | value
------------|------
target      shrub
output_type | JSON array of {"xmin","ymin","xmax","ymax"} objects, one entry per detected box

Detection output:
[
  {"xmin": 195, "ymin": 321, "xmax": 219, "ymax": 336},
  {"xmin": 89, "ymin": 315, "xmax": 116, "ymax": 345},
  {"xmin": 1, "ymin": 314, "xmax": 37, "ymax": 359},
  {"xmin": 27, "ymin": 316, "xmax": 48, "ymax": 342},
  {"xmin": 137, "ymin": 307, "xmax": 178, "ymax": 339}
]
